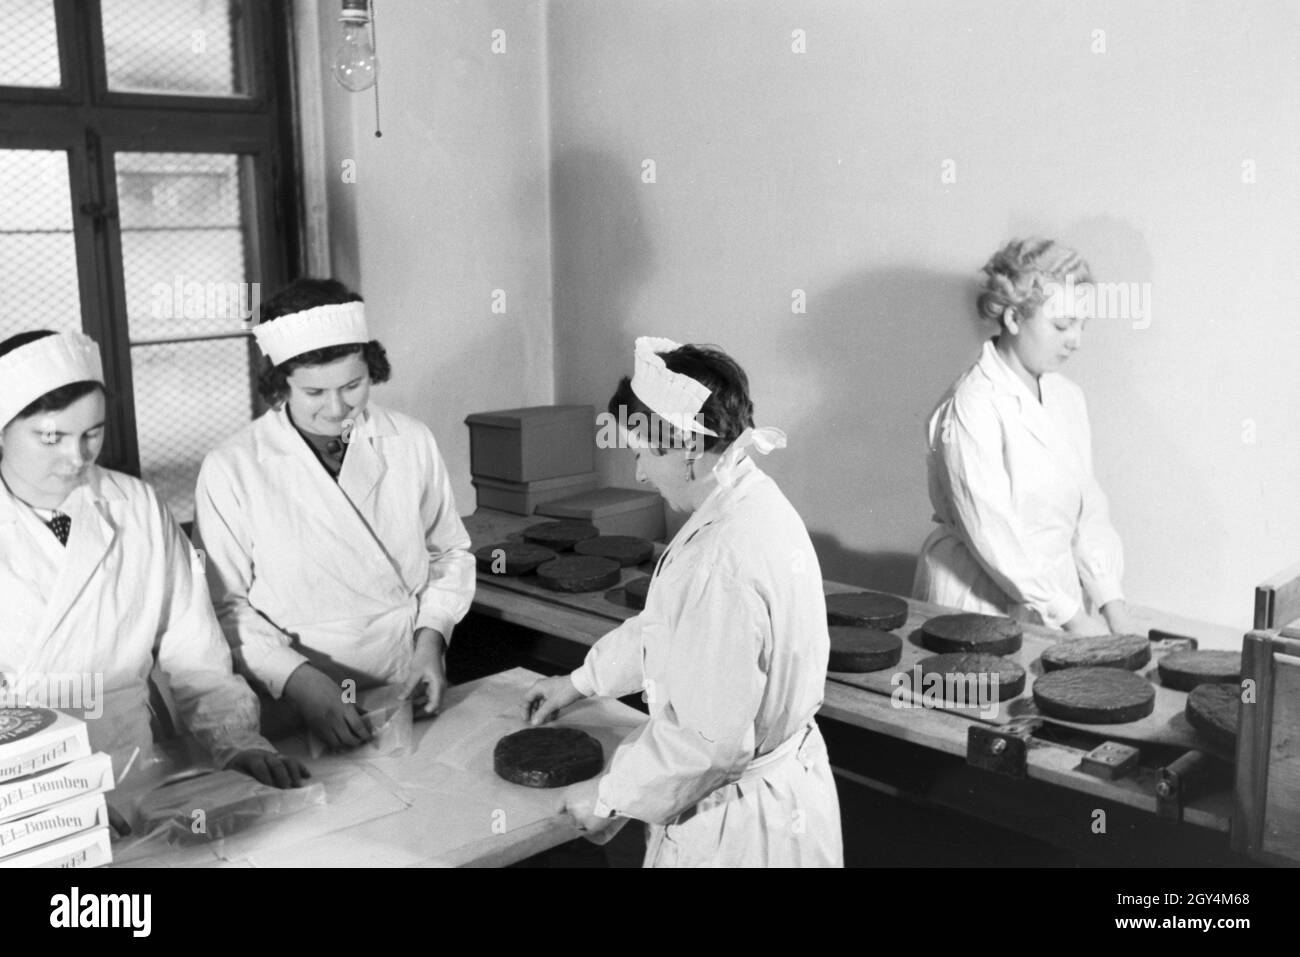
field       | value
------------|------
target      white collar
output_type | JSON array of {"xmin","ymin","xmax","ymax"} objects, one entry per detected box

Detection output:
[{"xmin": 977, "ymin": 338, "xmax": 1053, "ymax": 405}]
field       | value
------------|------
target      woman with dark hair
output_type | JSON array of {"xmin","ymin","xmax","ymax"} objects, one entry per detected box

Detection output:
[
  {"xmin": 0, "ymin": 330, "xmax": 305, "ymax": 787},
  {"xmin": 913, "ymin": 239, "xmax": 1134, "ymax": 635},
  {"xmin": 522, "ymin": 337, "xmax": 843, "ymax": 867},
  {"xmin": 193, "ymin": 279, "xmax": 475, "ymax": 750}
]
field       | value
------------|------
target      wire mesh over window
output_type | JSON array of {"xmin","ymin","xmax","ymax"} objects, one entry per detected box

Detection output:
[
  {"xmin": 0, "ymin": 150, "xmax": 83, "ymax": 340},
  {"xmin": 117, "ymin": 152, "xmax": 254, "ymax": 339},
  {"xmin": 116, "ymin": 151, "xmax": 258, "ymax": 522},
  {"xmin": 130, "ymin": 338, "xmax": 255, "ymax": 522},
  {"xmin": 0, "ymin": 0, "xmax": 61, "ymax": 88},
  {"xmin": 101, "ymin": 0, "xmax": 246, "ymax": 97}
]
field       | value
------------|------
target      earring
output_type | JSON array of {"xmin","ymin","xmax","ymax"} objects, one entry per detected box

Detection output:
[{"xmin": 686, "ymin": 457, "xmax": 696, "ymax": 481}]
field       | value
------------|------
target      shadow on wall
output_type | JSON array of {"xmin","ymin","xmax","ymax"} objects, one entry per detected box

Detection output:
[
  {"xmin": 550, "ymin": 147, "xmax": 655, "ymax": 488},
  {"xmin": 771, "ymin": 266, "xmax": 988, "ymax": 597},
  {"xmin": 811, "ymin": 533, "xmax": 918, "ymax": 596}
]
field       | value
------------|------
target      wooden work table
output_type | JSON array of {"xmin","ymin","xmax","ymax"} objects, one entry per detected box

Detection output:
[
  {"xmin": 111, "ymin": 668, "xmax": 645, "ymax": 868},
  {"xmin": 464, "ymin": 508, "xmax": 1247, "ymax": 865}
]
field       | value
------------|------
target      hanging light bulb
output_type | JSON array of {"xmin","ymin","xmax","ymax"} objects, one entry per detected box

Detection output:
[{"xmin": 333, "ymin": 0, "xmax": 378, "ymax": 92}]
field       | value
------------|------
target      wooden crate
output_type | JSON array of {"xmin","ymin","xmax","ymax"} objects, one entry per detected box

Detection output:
[
  {"xmin": 1253, "ymin": 560, "xmax": 1300, "ymax": 630},
  {"xmin": 1232, "ymin": 629, "xmax": 1300, "ymax": 864}
]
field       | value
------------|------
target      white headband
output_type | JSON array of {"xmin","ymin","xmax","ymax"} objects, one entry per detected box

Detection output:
[
  {"xmin": 252, "ymin": 301, "xmax": 369, "ymax": 365},
  {"xmin": 0, "ymin": 332, "xmax": 105, "ymax": 427},
  {"xmin": 630, "ymin": 336, "xmax": 718, "ymax": 437}
]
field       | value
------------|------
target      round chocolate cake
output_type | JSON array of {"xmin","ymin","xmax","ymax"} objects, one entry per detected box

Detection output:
[
  {"xmin": 1040, "ymin": 633, "xmax": 1151, "ymax": 672},
  {"xmin": 574, "ymin": 535, "xmax": 655, "ymax": 567},
  {"xmin": 474, "ymin": 541, "xmax": 558, "ymax": 577},
  {"xmin": 916, "ymin": 653, "xmax": 1026, "ymax": 702},
  {"xmin": 494, "ymin": 727, "xmax": 604, "ymax": 788},
  {"xmin": 1185, "ymin": 683, "xmax": 1241, "ymax": 752},
  {"xmin": 1157, "ymin": 650, "xmax": 1242, "ymax": 692},
  {"xmin": 1032, "ymin": 667, "xmax": 1156, "ymax": 724},
  {"xmin": 521, "ymin": 520, "xmax": 600, "ymax": 552},
  {"xmin": 535, "ymin": 555, "xmax": 622, "ymax": 593},
  {"xmin": 623, "ymin": 575, "xmax": 652, "ymax": 610},
  {"xmin": 828, "ymin": 627, "xmax": 903, "ymax": 673},
  {"xmin": 825, "ymin": 592, "xmax": 909, "ymax": 631},
  {"xmin": 920, "ymin": 613, "xmax": 1023, "ymax": 656}
]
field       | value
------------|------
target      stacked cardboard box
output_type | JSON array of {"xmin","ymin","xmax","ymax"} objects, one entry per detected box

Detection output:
[
  {"xmin": 465, "ymin": 405, "xmax": 599, "ymax": 514},
  {"xmin": 0, "ymin": 708, "xmax": 114, "ymax": 868}
]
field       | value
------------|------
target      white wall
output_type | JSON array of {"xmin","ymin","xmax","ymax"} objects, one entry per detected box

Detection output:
[
  {"xmin": 311, "ymin": 0, "xmax": 1300, "ymax": 637},
  {"xmin": 309, "ymin": 0, "xmax": 555, "ymax": 512},
  {"xmin": 545, "ymin": 0, "xmax": 1300, "ymax": 636}
]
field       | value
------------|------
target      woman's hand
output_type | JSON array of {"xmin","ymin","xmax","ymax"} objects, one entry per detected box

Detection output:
[
  {"xmin": 226, "ymin": 749, "xmax": 312, "ymax": 789},
  {"xmin": 401, "ymin": 628, "xmax": 448, "ymax": 718},
  {"xmin": 562, "ymin": 777, "xmax": 616, "ymax": 839},
  {"xmin": 1100, "ymin": 600, "xmax": 1138, "ymax": 636},
  {"xmin": 522, "ymin": 675, "xmax": 583, "ymax": 725},
  {"xmin": 283, "ymin": 663, "xmax": 372, "ymax": 749},
  {"xmin": 1061, "ymin": 610, "xmax": 1108, "ymax": 636}
]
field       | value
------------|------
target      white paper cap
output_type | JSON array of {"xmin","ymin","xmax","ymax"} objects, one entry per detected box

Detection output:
[
  {"xmin": 0, "ymin": 332, "xmax": 105, "ymax": 427},
  {"xmin": 629, "ymin": 336, "xmax": 719, "ymax": 437},
  {"xmin": 252, "ymin": 301, "xmax": 369, "ymax": 365}
]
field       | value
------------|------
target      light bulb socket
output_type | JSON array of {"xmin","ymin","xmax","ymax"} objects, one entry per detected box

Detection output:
[{"xmin": 339, "ymin": 0, "xmax": 370, "ymax": 24}]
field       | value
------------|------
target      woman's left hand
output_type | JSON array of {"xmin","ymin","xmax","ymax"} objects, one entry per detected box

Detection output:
[
  {"xmin": 563, "ymin": 777, "xmax": 615, "ymax": 838},
  {"xmin": 1101, "ymin": 600, "xmax": 1138, "ymax": 636},
  {"xmin": 401, "ymin": 628, "xmax": 449, "ymax": 718},
  {"xmin": 226, "ymin": 749, "xmax": 312, "ymax": 789}
]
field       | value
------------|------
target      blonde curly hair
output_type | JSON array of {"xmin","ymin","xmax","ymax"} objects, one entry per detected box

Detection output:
[{"xmin": 977, "ymin": 238, "xmax": 1093, "ymax": 326}]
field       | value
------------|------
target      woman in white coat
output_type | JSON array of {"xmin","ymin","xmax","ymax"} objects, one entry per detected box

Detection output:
[
  {"xmin": 524, "ymin": 338, "xmax": 843, "ymax": 867},
  {"xmin": 913, "ymin": 239, "xmax": 1136, "ymax": 636},
  {"xmin": 194, "ymin": 280, "xmax": 475, "ymax": 750},
  {"xmin": 0, "ymin": 330, "xmax": 305, "ymax": 787}
]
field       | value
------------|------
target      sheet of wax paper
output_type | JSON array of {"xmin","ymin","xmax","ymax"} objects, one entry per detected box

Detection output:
[{"xmin": 239, "ymin": 668, "xmax": 646, "ymax": 867}]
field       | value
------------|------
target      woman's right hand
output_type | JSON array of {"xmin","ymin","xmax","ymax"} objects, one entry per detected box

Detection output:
[
  {"xmin": 1061, "ymin": 610, "xmax": 1108, "ymax": 637},
  {"xmin": 522, "ymin": 676, "xmax": 583, "ymax": 726},
  {"xmin": 283, "ymin": 664, "xmax": 373, "ymax": 749}
]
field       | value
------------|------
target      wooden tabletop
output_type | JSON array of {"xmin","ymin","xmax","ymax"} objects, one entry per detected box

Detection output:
[{"xmin": 111, "ymin": 668, "xmax": 646, "ymax": 868}]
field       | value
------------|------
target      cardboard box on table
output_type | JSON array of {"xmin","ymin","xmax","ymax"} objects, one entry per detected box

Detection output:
[
  {"xmin": 0, "ymin": 708, "xmax": 92, "ymax": 783},
  {"xmin": 0, "ymin": 791, "xmax": 109, "ymax": 862},
  {"xmin": 0, "ymin": 752, "xmax": 115, "ymax": 824},
  {"xmin": 0, "ymin": 825, "xmax": 111, "ymax": 868},
  {"xmin": 465, "ymin": 405, "xmax": 595, "ymax": 482}
]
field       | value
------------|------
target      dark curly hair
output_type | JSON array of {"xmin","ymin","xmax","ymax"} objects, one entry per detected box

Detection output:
[
  {"xmin": 254, "ymin": 278, "xmax": 391, "ymax": 405},
  {"xmin": 608, "ymin": 343, "xmax": 754, "ymax": 456},
  {"xmin": 0, "ymin": 330, "xmax": 105, "ymax": 423}
]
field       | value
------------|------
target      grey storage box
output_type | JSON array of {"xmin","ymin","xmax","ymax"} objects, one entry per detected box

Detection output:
[
  {"xmin": 465, "ymin": 405, "xmax": 595, "ymax": 482},
  {"xmin": 535, "ymin": 487, "xmax": 667, "ymax": 541},
  {"xmin": 471, "ymin": 472, "xmax": 599, "ymax": 516}
]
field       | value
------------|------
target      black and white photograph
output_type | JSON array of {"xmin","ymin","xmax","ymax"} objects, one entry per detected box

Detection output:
[{"xmin": 0, "ymin": 0, "xmax": 1294, "ymax": 924}]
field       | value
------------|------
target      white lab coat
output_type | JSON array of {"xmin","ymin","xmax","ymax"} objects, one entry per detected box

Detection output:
[
  {"xmin": 193, "ymin": 403, "xmax": 475, "ymax": 700},
  {"xmin": 0, "ymin": 467, "xmax": 269, "ymax": 773},
  {"xmin": 571, "ymin": 456, "xmax": 843, "ymax": 867},
  {"xmin": 912, "ymin": 339, "xmax": 1125, "ymax": 628}
]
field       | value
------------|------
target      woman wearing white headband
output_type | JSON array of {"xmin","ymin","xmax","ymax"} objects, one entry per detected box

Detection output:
[
  {"xmin": 0, "ymin": 330, "xmax": 306, "ymax": 788},
  {"xmin": 523, "ymin": 338, "xmax": 843, "ymax": 867},
  {"xmin": 193, "ymin": 279, "xmax": 475, "ymax": 749},
  {"xmin": 913, "ymin": 239, "xmax": 1134, "ymax": 636}
]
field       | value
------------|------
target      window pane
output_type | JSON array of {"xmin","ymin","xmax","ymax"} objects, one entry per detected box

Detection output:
[
  {"xmin": 130, "ymin": 338, "xmax": 255, "ymax": 522},
  {"xmin": 116, "ymin": 150, "xmax": 257, "ymax": 520},
  {"xmin": 116, "ymin": 151, "xmax": 252, "ymax": 339},
  {"xmin": 102, "ymin": 0, "xmax": 245, "ymax": 96},
  {"xmin": 0, "ymin": 150, "xmax": 82, "ymax": 339},
  {"xmin": 0, "ymin": 0, "xmax": 61, "ymax": 88}
]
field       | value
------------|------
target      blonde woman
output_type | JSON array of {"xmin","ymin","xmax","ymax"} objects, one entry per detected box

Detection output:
[{"xmin": 913, "ymin": 239, "xmax": 1135, "ymax": 636}]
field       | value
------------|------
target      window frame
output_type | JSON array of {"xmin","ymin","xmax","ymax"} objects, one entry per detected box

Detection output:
[{"xmin": 0, "ymin": 0, "xmax": 300, "ymax": 478}]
